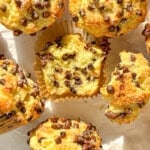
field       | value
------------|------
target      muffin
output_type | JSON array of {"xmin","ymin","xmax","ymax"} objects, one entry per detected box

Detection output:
[
  {"xmin": 0, "ymin": 55, "xmax": 44, "ymax": 134},
  {"xmin": 142, "ymin": 23, "xmax": 150, "ymax": 53},
  {"xmin": 69, "ymin": 0, "xmax": 147, "ymax": 37},
  {"xmin": 28, "ymin": 117, "xmax": 102, "ymax": 150},
  {"xmin": 0, "ymin": 0, "xmax": 64, "ymax": 35},
  {"xmin": 35, "ymin": 34, "xmax": 107, "ymax": 100},
  {"xmin": 101, "ymin": 51, "xmax": 150, "ymax": 124}
]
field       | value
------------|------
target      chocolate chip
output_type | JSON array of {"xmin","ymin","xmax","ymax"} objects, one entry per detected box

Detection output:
[
  {"xmin": 21, "ymin": 18, "xmax": 27, "ymax": 26},
  {"xmin": 62, "ymin": 53, "xmax": 76, "ymax": 60},
  {"xmin": 104, "ymin": 16, "xmax": 110, "ymax": 22},
  {"xmin": 27, "ymin": 116, "xmax": 33, "ymax": 122},
  {"xmin": 64, "ymin": 80, "xmax": 71, "ymax": 87},
  {"xmin": 88, "ymin": 3, "xmax": 95, "ymax": 10},
  {"xmin": 142, "ymin": 23, "xmax": 150, "ymax": 37},
  {"xmin": 121, "ymin": 18, "xmax": 127, "ymax": 23},
  {"xmin": 51, "ymin": 124, "xmax": 62, "ymax": 130},
  {"xmin": 0, "ymin": 54, "xmax": 5, "ymax": 60},
  {"xmin": 32, "ymin": 11, "xmax": 39, "ymax": 20},
  {"xmin": 81, "ymin": 68, "xmax": 87, "ymax": 75},
  {"xmin": 117, "ymin": 0, "xmax": 123, "ymax": 4},
  {"xmin": 51, "ymin": 117, "xmax": 58, "ymax": 123},
  {"xmin": 2, "ymin": 63, "xmax": 7, "ymax": 70},
  {"xmin": 136, "ymin": 10, "xmax": 142, "ymax": 16},
  {"xmin": 35, "ymin": 2, "xmax": 43, "ymax": 9},
  {"xmin": 137, "ymin": 101, "xmax": 145, "ymax": 108},
  {"xmin": 132, "ymin": 72, "xmax": 137, "ymax": 79},
  {"xmin": 79, "ymin": 9, "xmax": 86, "ymax": 17},
  {"xmin": 108, "ymin": 25, "xmax": 116, "ymax": 32},
  {"xmin": 123, "ymin": 67, "xmax": 129, "ymax": 73},
  {"xmin": 87, "ymin": 63, "xmax": 94, "ymax": 70},
  {"xmin": 106, "ymin": 85, "xmax": 115, "ymax": 94},
  {"xmin": 0, "ymin": 79, "xmax": 5, "ymax": 85},
  {"xmin": 58, "ymin": 2, "xmax": 64, "ymax": 8},
  {"xmin": 35, "ymin": 107, "xmax": 43, "ymax": 114},
  {"xmin": 43, "ymin": 42, "xmax": 53, "ymax": 51},
  {"xmin": 31, "ymin": 86, "xmax": 39, "ymax": 97},
  {"xmin": 13, "ymin": 30, "xmax": 22, "ymax": 36},
  {"xmin": 65, "ymin": 71, "xmax": 72, "ymax": 80},
  {"xmin": 73, "ymin": 123, "xmax": 79, "ymax": 128},
  {"xmin": 55, "ymin": 68, "xmax": 63, "ymax": 73},
  {"xmin": 75, "ymin": 77, "xmax": 82, "ymax": 85},
  {"xmin": 5, "ymin": 111, "xmax": 16, "ymax": 119},
  {"xmin": 20, "ymin": 107, "xmax": 26, "ymax": 113},
  {"xmin": 17, "ymin": 80, "xmax": 24, "ymax": 87},
  {"xmin": 130, "ymin": 55, "xmax": 136, "ymax": 62},
  {"xmin": 43, "ymin": 11, "xmax": 50, "ymax": 18},
  {"xmin": 43, "ymin": 1, "xmax": 50, "ymax": 8},
  {"xmin": 72, "ymin": 16, "xmax": 79, "ymax": 22},
  {"xmin": 55, "ymin": 136, "xmax": 62, "ymax": 144},
  {"xmin": 15, "ymin": 0, "xmax": 22, "ymax": 7},
  {"xmin": 60, "ymin": 131, "xmax": 66, "ymax": 138},
  {"xmin": 70, "ymin": 87, "xmax": 76, "ymax": 94},
  {"xmin": 53, "ymin": 80, "xmax": 59, "ymax": 87},
  {"xmin": 0, "ymin": 4, "xmax": 7, "ymax": 12},
  {"xmin": 74, "ymin": 136, "xmax": 84, "ymax": 145},
  {"xmin": 98, "ymin": 5, "xmax": 105, "ymax": 11}
]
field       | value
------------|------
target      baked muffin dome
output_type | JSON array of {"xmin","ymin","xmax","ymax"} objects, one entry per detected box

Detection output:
[
  {"xmin": 101, "ymin": 51, "xmax": 150, "ymax": 124},
  {"xmin": 0, "ymin": 0, "xmax": 64, "ymax": 35},
  {"xmin": 0, "ymin": 55, "xmax": 44, "ymax": 134},
  {"xmin": 28, "ymin": 117, "xmax": 102, "ymax": 150},
  {"xmin": 35, "ymin": 34, "xmax": 106, "ymax": 99},
  {"xmin": 69, "ymin": 0, "xmax": 147, "ymax": 37}
]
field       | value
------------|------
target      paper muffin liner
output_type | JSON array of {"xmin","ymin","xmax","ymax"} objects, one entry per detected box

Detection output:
[
  {"xmin": 34, "ymin": 20, "xmax": 110, "ymax": 102},
  {"xmin": 0, "ymin": 113, "xmax": 25, "ymax": 134}
]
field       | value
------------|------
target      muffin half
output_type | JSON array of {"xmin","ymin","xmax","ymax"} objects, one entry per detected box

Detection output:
[
  {"xmin": 69, "ymin": 0, "xmax": 147, "ymax": 37},
  {"xmin": 0, "ymin": 55, "xmax": 44, "ymax": 134},
  {"xmin": 101, "ymin": 51, "xmax": 150, "ymax": 124},
  {"xmin": 35, "ymin": 34, "xmax": 107, "ymax": 100},
  {"xmin": 0, "ymin": 0, "xmax": 64, "ymax": 35},
  {"xmin": 28, "ymin": 117, "xmax": 102, "ymax": 150}
]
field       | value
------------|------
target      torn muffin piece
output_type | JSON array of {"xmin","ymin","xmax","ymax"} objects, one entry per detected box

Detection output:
[
  {"xmin": 0, "ymin": 0, "xmax": 64, "ymax": 35},
  {"xmin": 142, "ymin": 23, "xmax": 150, "ymax": 53},
  {"xmin": 101, "ymin": 51, "xmax": 150, "ymax": 124},
  {"xmin": 35, "ymin": 34, "xmax": 107, "ymax": 100},
  {"xmin": 69, "ymin": 0, "xmax": 147, "ymax": 37},
  {"xmin": 28, "ymin": 117, "xmax": 102, "ymax": 150},
  {"xmin": 0, "ymin": 55, "xmax": 44, "ymax": 134}
]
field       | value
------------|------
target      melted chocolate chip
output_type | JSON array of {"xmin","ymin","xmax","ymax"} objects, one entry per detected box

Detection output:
[
  {"xmin": 87, "ymin": 63, "xmax": 94, "ymax": 70},
  {"xmin": 60, "ymin": 131, "xmax": 66, "ymax": 138},
  {"xmin": 88, "ymin": 3, "xmax": 95, "ymax": 10},
  {"xmin": 108, "ymin": 25, "xmax": 116, "ymax": 32},
  {"xmin": 0, "ymin": 79, "xmax": 5, "ymax": 85},
  {"xmin": 21, "ymin": 18, "xmax": 27, "ymax": 26},
  {"xmin": 65, "ymin": 71, "xmax": 72, "ymax": 80},
  {"xmin": 72, "ymin": 16, "xmax": 79, "ymax": 22},
  {"xmin": 55, "ymin": 136, "xmax": 62, "ymax": 144},
  {"xmin": 53, "ymin": 80, "xmax": 59, "ymax": 87},
  {"xmin": 81, "ymin": 68, "xmax": 87, "ymax": 75},
  {"xmin": 15, "ymin": 0, "xmax": 22, "ymax": 7},
  {"xmin": 43, "ymin": 11, "xmax": 50, "ymax": 18},
  {"xmin": 117, "ymin": 0, "xmax": 123, "ymax": 4},
  {"xmin": 35, "ymin": 2, "xmax": 43, "ymax": 9},
  {"xmin": 43, "ymin": 42, "xmax": 53, "ymax": 51},
  {"xmin": 79, "ymin": 9, "xmax": 86, "ymax": 17},
  {"xmin": 132, "ymin": 72, "xmax": 137, "ymax": 79},
  {"xmin": 13, "ymin": 30, "xmax": 22, "ymax": 36},
  {"xmin": 0, "ymin": 54, "xmax": 5, "ymax": 60},
  {"xmin": 64, "ymin": 80, "xmax": 71, "ymax": 87},
  {"xmin": 0, "ymin": 4, "xmax": 7, "ymax": 12},
  {"xmin": 51, "ymin": 117, "xmax": 58, "ymax": 123},
  {"xmin": 130, "ymin": 55, "xmax": 136, "ymax": 62},
  {"xmin": 17, "ymin": 80, "xmax": 24, "ymax": 87},
  {"xmin": 70, "ymin": 87, "xmax": 76, "ymax": 94},
  {"xmin": 106, "ymin": 85, "xmax": 115, "ymax": 94},
  {"xmin": 32, "ymin": 11, "xmax": 39, "ymax": 20}
]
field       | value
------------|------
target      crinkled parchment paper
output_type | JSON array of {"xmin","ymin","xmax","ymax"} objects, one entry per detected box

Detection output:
[{"xmin": 0, "ymin": 2, "xmax": 150, "ymax": 150}]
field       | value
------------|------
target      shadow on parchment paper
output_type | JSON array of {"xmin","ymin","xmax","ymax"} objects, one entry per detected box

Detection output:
[
  {"xmin": 0, "ymin": 33, "xmax": 12, "ymax": 58},
  {"xmin": 13, "ymin": 33, "xmax": 40, "ymax": 80}
]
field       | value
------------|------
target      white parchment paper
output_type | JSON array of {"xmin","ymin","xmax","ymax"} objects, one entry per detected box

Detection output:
[{"xmin": 0, "ymin": 3, "xmax": 150, "ymax": 150}]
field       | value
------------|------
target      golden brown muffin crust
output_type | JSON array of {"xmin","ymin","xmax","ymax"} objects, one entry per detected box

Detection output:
[
  {"xmin": 0, "ymin": 0, "xmax": 64, "ymax": 35},
  {"xmin": 28, "ymin": 117, "xmax": 102, "ymax": 150},
  {"xmin": 69, "ymin": 0, "xmax": 147, "ymax": 37}
]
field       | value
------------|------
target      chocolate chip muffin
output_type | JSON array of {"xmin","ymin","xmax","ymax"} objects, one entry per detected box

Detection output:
[
  {"xmin": 142, "ymin": 23, "xmax": 150, "ymax": 53},
  {"xmin": 28, "ymin": 117, "xmax": 102, "ymax": 150},
  {"xmin": 0, "ymin": 0, "xmax": 64, "ymax": 35},
  {"xmin": 35, "ymin": 34, "xmax": 107, "ymax": 100},
  {"xmin": 69, "ymin": 0, "xmax": 147, "ymax": 37},
  {"xmin": 101, "ymin": 51, "xmax": 150, "ymax": 124},
  {"xmin": 0, "ymin": 55, "xmax": 44, "ymax": 134}
]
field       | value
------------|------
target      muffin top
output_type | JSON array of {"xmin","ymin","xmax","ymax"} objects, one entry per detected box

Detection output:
[
  {"xmin": 69, "ymin": 0, "xmax": 147, "ymax": 37},
  {"xmin": 101, "ymin": 51, "xmax": 150, "ymax": 123},
  {"xmin": 28, "ymin": 117, "xmax": 102, "ymax": 150},
  {"xmin": 0, "ymin": 55, "xmax": 44, "ymax": 123},
  {"xmin": 0, "ymin": 0, "xmax": 64, "ymax": 35},
  {"xmin": 142, "ymin": 23, "xmax": 150, "ymax": 53},
  {"xmin": 36, "ymin": 34, "xmax": 106, "ymax": 99}
]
